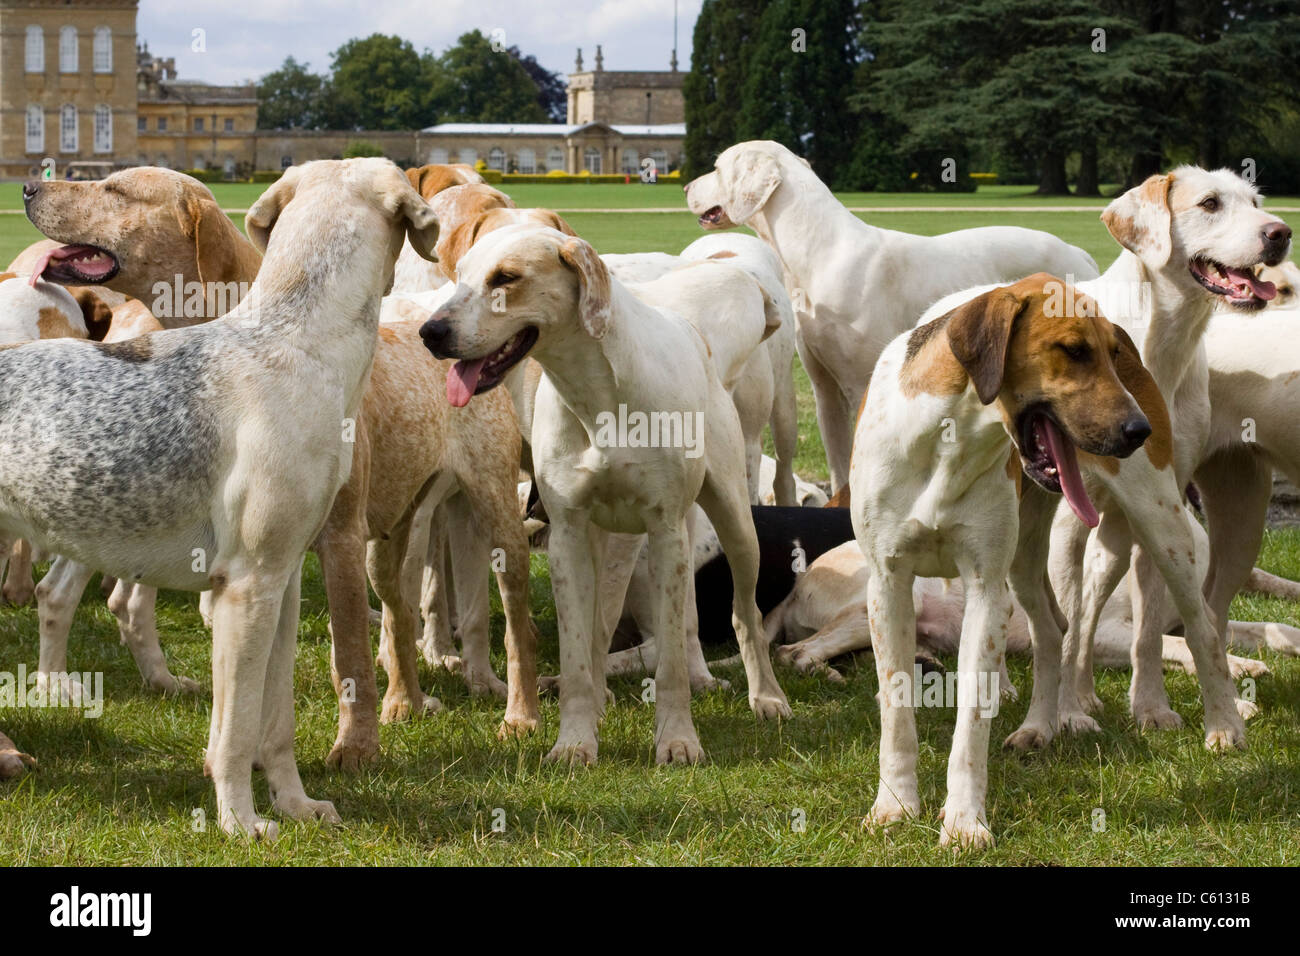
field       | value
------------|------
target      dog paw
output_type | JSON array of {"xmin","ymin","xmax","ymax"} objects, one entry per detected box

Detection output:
[
  {"xmin": 465, "ymin": 669, "xmax": 509, "ymax": 700},
  {"xmin": 776, "ymin": 644, "xmax": 843, "ymax": 682},
  {"xmin": 2, "ymin": 582, "xmax": 34, "ymax": 606},
  {"xmin": 1235, "ymin": 697, "xmax": 1260, "ymax": 721},
  {"xmin": 938, "ymin": 805, "xmax": 994, "ymax": 851},
  {"xmin": 656, "ymin": 732, "xmax": 705, "ymax": 765},
  {"xmin": 750, "ymin": 691, "xmax": 792, "ymax": 720},
  {"xmin": 220, "ymin": 810, "xmax": 279, "ymax": 842},
  {"xmin": 537, "ymin": 675, "xmax": 560, "ymax": 697},
  {"xmin": 1204, "ymin": 723, "xmax": 1247, "ymax": 753},
  {"xmin": 1134, "ymin": 705, "xmax": 1183, "ymax": 731},
  {"xmin": 1003, "ymin": 724, "xmax": 1052, "ymax": 751},
  {"xmin": 865, "ymin": 795, "xmax": 918, "ymax": 831},
  {"xmin": 325, "ymin": 732, "xmax": 380, "ymax": 772},
  {"xmin": 544, "ymin": 736, "xmax": 598, "ymax": 766},
  {"xmin": 1059, "ymin": 709, "xmax": 1102, "ymax": 735},
  {"xmin": 152, "ymin": 673, "xmax": 202, "ymax": 696},
  {"xmin": 0, "ymin": 748, "xmax": 36, "ymax": 780},
  {"xmin": 379, "ymin": 691, "xmax": 443, "ymax": 724},
  {"xmin": 1227, "ymin": 655, "xmax": 1270, "ymax": 680},
  {"xmin": 689, "ymin": 673, "xmax": 732, "ymax": 694},
  {"xmin": 273, "ymin": 794, "xmax": 342, "ymax": 826},
  {"xmin": 1000, "ymin": 680, "xmax": 1020, "ymax": 703},
  {"xmin": 497, "ymin": 713, "xmax": 540, "ymax": 739}
]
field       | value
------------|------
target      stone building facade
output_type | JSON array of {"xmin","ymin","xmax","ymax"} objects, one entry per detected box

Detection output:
[{"xmin": 0, "ymin": 1, "xmax": 685, "ymax": 179}]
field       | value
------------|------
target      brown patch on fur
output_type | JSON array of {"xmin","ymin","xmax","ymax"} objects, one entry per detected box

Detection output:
[
  {"xmin": 1005, "ymin": 447, "xmax": 1023, "ymax": 494},
  {"xmin": 707, "ymin": 250, "xmax": 737, "ymax": 259},
  {"xmin": 900, "ymin": 313, "xmax": 969, "ymax": 398},
  {"xmin": 70, "ymin": 288, "xmax": 115, "ymax": 340},
  {"xmin": 405, "ymin": 163, "xmax": 483, "ymax": 201},
  {"xmin": 825, "ymin": 484, "xmax": 850, "ymax": 509},
  {"xmin": 36, "ymin": 306, "xmax": 80, "ymax": 339},
  {"xmin": 97, "ymin": 335, "xmax": 153, "ymax": 363},
  {"xmin": 0, "ymin": 272, "xmax": 16, "ymax": 283}
]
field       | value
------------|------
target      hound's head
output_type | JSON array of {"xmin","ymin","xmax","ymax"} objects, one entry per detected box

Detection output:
[
  {"xmin": 938, "ymin": 273, "xmax": 1151, "ymax": 526},
  {"xmin": 1101, "ymin": 166, "xmax": 1292, "ymax": 312},
  {"xmin": 245, "ymin": 157, "xmax": 439, "ymax": 295},
  {"xmin": 1255, "ymin": 260, "xmax": 1300, "ymax": 309},
  {"xmin": 405, "ymin": 162, "xmax": 485, "ymax": 201},
  {"xmin": 21, "ymin": 166, "xmax": 241, "ymax": 301},
  {"xmin": 418, "ymin": 224, "xmax": 607, "ymax": 407},
  {"xmin": 684, "ymin": 140, "xmax": 812, "ymax": 229}
]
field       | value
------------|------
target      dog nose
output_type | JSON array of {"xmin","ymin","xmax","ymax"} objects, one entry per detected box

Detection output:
[
  {"xmin": 22, "ymin": 180, "xmax": 40, "ymax": 204},
  {"xmin": 1264, "ymin": 221, "xmax": 1291, "ymax": 245},
  {"xmin": 1121, "ymin": 415, "xmax": 1151, "ymax": 451},
  {"xmin": 418, "ymin": 314, "xmax": 451, "ymax": 355}
]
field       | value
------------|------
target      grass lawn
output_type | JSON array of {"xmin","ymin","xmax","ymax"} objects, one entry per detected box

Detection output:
[{"xmin": 1, "ymin": 183, "xmax": 1298, "ymax": 865}]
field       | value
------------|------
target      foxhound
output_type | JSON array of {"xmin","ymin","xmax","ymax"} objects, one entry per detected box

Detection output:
[
  {"xmin": 14, "ymin": 158, "xmax": 439, "ymax": 837},
  {"xmin": 684, "ymin": 139, "xmax": 1101, "ymax": 492},
  {"xmin": 850, "ymin": 274, "xmax": 1150, "ymax": 848},
  {"xmin": 421, "ymin": 224, "xmax": 791, "ymax": 765}
]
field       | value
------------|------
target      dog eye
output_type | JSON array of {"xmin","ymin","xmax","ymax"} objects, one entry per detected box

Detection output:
[
  {"xmin": 1058, "ymin": 343, "xmax": 1090, "ymax": 362},
  {"xmin": 1199, "ymin": 196, "xmax": 1220, "ymax": 212},
  {"xmin": 488, "ymin": 272, "xmax": 518, "ymax": 288}
]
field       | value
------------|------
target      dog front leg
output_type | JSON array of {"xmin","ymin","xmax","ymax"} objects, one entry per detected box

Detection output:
[
  {"xmin": 208, "ymin": 567, "xmax": 289, "ymax": 839},
  {"xmin": 34, "ymin": 557, "xmax": 95, "ymax": 703},
  {"xmin": 941, "ymin": 574, "xmax": 1009, "ymax": 851},
  {"xmin": 446, "ymin": 496, "xmax": 508, "ymax": 701},
  {"xmin": 2, "ymin": 538, "xmax": 35, "ymax": 606},
  {"xmin": 647, "ymin": 519, "xmax": 704, "ymax": 764},
  {"xmin": 262, "ymin": 561, "xmax": 341, "ymax": 827},
  {"xmin": 801, "ymin": 344, "xmax": 853, "ymax": 492},
  {"xmin": 865, "ymin": 566, "xmax": 921, "ymax": 828},
  {"xmin": 107, "ymin": 581, "xmax": 200, "ymax": 695},
  {"xmin": 417, "ymin": 513, "xmax": 457, "ymax": 667},
  {"xmin": 1060, "ymin": 513, "xmax": 1131, "ymax": 731},
  {"xmin": 369, "ymin": 517, "xmax": 443, "ymax": 724},
  {"xmin": 1197, "ymin": 446, "xmax": 1272, "ymax": 627},
  {"xmin": 544, "ymin": 514, "xmax": 601, "ymax": 765}
]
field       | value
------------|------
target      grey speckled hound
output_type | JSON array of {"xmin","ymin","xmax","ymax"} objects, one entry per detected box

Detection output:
[{"xmin": 5, "ymin": 158, "xmax": 439, "ymax": 837}]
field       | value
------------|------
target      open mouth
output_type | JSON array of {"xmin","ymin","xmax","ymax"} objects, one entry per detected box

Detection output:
[
  {"xmin": 445, "ymin": 326, "xmax": 538, "ymax": 408},
  {"xmin": 1189, "ymin": 257, "xmax": 1275, "ymax": 308},
  {"xmin": 1016, "ymin": 407, "xmax": 1099, "ymax": 528},
  {"xmin": 698, "ymin": 205, "xmax": 728, "ymax": 228},
  {"xmin": 29, "ymin": 244, "xmax": 119, "ymax": 287}
]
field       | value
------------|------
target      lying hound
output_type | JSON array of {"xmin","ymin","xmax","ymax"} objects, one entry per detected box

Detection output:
[
  {"xmin": 13, "ymin": 158, "xmax": 439, "ymax": 837},
  {"xmin": 851, "ymin": 274, "xmax": 1150, "ymax": 848},
  {"xmin": 421, "ymin": 224, "xmax": 791, "ymax": 764},
  {"xmin": 684, "ymin": 140, "xmax": 1101, "ymax": 491},
  {"xmin": 1254, "ymin": 260, "xmax": 1299, "ymax": 308}
]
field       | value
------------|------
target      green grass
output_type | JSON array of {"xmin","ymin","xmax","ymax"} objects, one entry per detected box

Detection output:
[{"xmin": 1, "ymin": 185, "xmax": 1299, "ymax": 865}]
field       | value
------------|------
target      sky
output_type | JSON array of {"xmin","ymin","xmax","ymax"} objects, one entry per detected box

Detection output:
[{"xmin": 137, "ymin": 0, "xmax": 704, "ymax": 86}]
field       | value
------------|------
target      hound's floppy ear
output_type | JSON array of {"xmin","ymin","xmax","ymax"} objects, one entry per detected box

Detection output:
[
  {"xmin": 1101, "ymin": 173, "xmax": 1175, "ymax": 267},
  {"xmin": 557, "ymin": 236, "xmax": 612, "ymax": 339},
  {"xmin": 406, "ymin": 164, "xmax": 460, "ymax": 201},
  {"xmin": 757, "ymin": 285, "xmax": 784, "ymax": 342},
  {"xmin": 245, "ymin": 166, "xmax": 303, "ymax": 252},
  {"xmin": 542, "ymin": 210, "xmax": 577, "ymax": 236},
  {"xmin": 722, "ymin": 148, "xmax": 783, "ymax": 223},
  {"xmin": 384, "ymin": 176, "xmax": 440, "ymax": 263},
  {"xmin": 945, "ymin": 287, "xmax": 1028, "ymax": 404},
  {"xmin": 179, "ymin": 192, "xmax": 238, "ymax": 288}
]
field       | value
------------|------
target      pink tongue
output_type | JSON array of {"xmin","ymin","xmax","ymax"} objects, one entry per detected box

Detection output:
[
  {"xmin": 446, "ymin": 358, "xmax": 486, "ymax": 408},
  {"xmin": 27, "ymin": 248, "xmax": 58, "ymax": 287},
  {"xmin": 1222, "ymin": 265, "xmax": 1276, "ymax": 300},
  {"xmin": 1040, "ymin": 417, "xmax": 1099, "ymax": 528}
]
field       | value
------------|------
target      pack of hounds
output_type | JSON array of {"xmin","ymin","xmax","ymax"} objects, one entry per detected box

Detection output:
[{"xmin": 0, "ymin": 142, "xmax": 1296, "ymax": 849}]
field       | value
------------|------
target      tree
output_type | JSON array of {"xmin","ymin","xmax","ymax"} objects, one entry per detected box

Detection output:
[
  {"xmin": 324, "ymin": 34, "xmax": 430, "ymax": 130},
  {"xmin": 683, "ymin": 0, "xmax": 769, "ymax": 177},
  {"xmin": 509, "ymin": 46, "xmax": 567, "ymax": 122},
  {"xmin": 428, "ymin": 31, "xmax": 549, "ymax": 123},
  {"xmin": 734, "ymin": 0, "xmax": 866, "ymax": 188},
  {"xmin": 256, "ymin": 56, "xmax": 327, "ymax": 130}
]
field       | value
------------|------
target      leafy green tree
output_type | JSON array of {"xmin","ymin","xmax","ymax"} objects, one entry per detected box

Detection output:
[
  {"xmin": 256, "ymin": 56, "xmax": 327, "ymax": 130},
  {"xmin": 508, "ymin": 46, "xmax": 567, "ymax": 122},
  {"xmin": 428, "ymin": 31, "xmax": 549, "ymax": 123},
  {"xmin": 683, "ymin": 0, "xmax": 769, "ymax": 176},
  {"xmin": 323, "ymin": 34, "xmax": 430, "ymax": 130}
]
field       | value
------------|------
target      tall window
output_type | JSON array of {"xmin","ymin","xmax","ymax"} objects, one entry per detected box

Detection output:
[
  {"xmin": 457, "ymin": 148, "xmax": 476, "ymax": 166},
  {"xmin": 94, "ymin": 105, "xmax": 112, "ymax": 153},
  {"xmin": 224, "ymin": 118, "xmax": 233, "ymax": 132},
  {"xmin": 59, "ymin": 26, "xmax": 78, "ymax": 73},
  {"xmin": 93, "ymin": 26, "xmax": 112, "ymax": 72},
  {"xmin": 194, "ymin": 117, "xmax": 204, "ymax": 132},
  {"xmin": 621, "ymin": 148, "xmax": 639, "ymax": 175},
  {"xmin": 25, "ymin": 26, "xmax": 44, "ymax": 73},
  {"xmin": 650, "ymin": 149, "xmax": 668, "ymax": 173},
  {"xmin": 517, "ymin": 148, "xmax": 536, "ymax": 174},
  {"xmin": 583, "ymin": 147, "xmax": 601, "ymax": 174},
  {"xmin": 157, "ymin": 117, "xmax": 167, "ymax": 131},
  {"xmin": 487, "ymin": 147, "xmax": 505, "ymax": 171},
  {"xmin": 26, "ymin": 106, "xmax": 44, "ymax": 154},
  {"xmin": 60, "ymin": 104, "xmax": 77, "ymax": 152},
  {"xmin": 546, "ymin": 146, "xmax": 564, "ymax": 172},
  {"xmin": 429, "ymin": 147, "xmax": 448, "ymax": 165}
]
